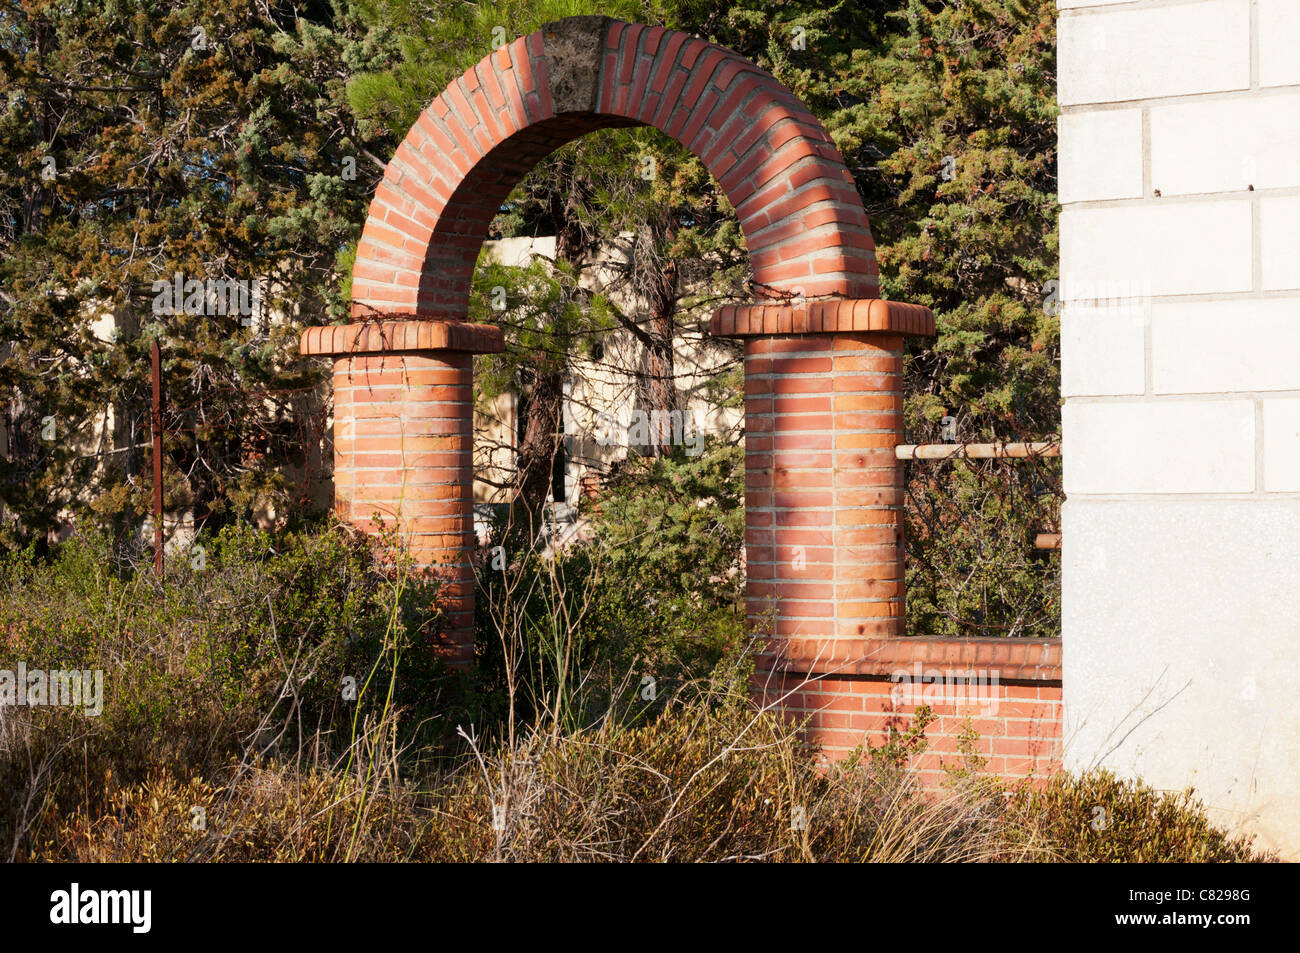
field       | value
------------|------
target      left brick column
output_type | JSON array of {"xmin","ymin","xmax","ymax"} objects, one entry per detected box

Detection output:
[{"xmin": 300, "ymin": 320, "xmax": 504, "ymax": 667}]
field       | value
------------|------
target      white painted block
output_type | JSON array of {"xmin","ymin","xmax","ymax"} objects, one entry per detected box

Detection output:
[
  {"xmin": 1062, "ymin": 498, "xmax": 1300, "ymax": 855},
  {"xmin": 1060, "ymin": 201, "xmax": 1253, "ymax": 297},
  {"xmin": 1058, "ymin": 109, "xmax": 1143, "ymax": 203},
  {"xmin": 1151, "ymin": 298, "xmax": 1300, "ymax": 394},
  {"xmin": 1058, "ymin": 1, "xmax": 1250, "ymax": 105},
  {"xmin": 1261, "ymin": 196, "xmax": 1300, "ymax": 291},
  {"xmin": 1061, "ymin": 304, "xmax": 1146, "ymax": 396},
  {"xmin": 1151, "ymin": 94, "xmax": 1300, "ymax": 195},
  {"xmin": 1057, "ymin": 0, "xmax": 1132, "ymax": 8},
  {"xmin": 1063, "ymin": 398, "xmax": 1255, "ymax": 494},
  {"xmin": 1259, "ymin": 0, "xmax": 1300, "ymax": 88},
  {"xmin": 1263, "ymin": 398, "xmax": 1300, "ymax": 492}
]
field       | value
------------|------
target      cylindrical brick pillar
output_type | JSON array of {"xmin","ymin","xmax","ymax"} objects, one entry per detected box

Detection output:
[
  {"xmin": 301, "ymin": 320, "xmax": 504, "ymax": 666},
  {"xmin": 711, "ymin": 299, "xmax": 934, "ymax": 673}
]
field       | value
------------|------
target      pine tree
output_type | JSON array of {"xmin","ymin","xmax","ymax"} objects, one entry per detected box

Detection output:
[{"xmin": 0, "ymin": 0, "xmax": 388, "ymax": 549}]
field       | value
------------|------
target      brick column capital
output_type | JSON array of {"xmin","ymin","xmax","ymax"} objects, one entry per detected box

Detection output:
[
  {"xmin": 710, "ymin": 298, "xmax": 935, "ymax": 339},
  {"xmin": 299, "ymin": 319, "xmax": 505, "ymax": 357}
]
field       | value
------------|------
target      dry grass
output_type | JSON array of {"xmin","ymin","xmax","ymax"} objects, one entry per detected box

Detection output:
[
  {"xmin": 35, "ymin": 685, "xmax": 1034, "ymax": 863},
  {"xmin": 2, "ymin": 523, "xmax": 1271, "ymax": 864}
]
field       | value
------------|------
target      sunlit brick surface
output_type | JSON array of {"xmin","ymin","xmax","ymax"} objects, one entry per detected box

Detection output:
[
  {"xmin": 766, "ymin": 673, "xmax": 1063, "ymax": 788},
  {"xmin": 326, "ymin": 348, "xmax": 484, "ymax": 666},
  {"xmin": 759, "ymin": 638, "xmax": 1063, "ymax": 788},
  {"xmin": 741, "ymin": 333, "xmax": 907, "ymax": 643}
]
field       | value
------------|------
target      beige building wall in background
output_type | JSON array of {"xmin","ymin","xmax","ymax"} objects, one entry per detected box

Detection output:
[
  {"xmin": 472, "ymin": 235, "xmax": 743, "ymax": 509},
  {"xmin": 13, "ymin": 248, "xmax": 735, "ymax": 542}
]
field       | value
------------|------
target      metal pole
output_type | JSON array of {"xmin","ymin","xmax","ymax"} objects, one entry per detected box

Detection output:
[
  {"xmin": 894, "ymin": 441, "xmax": 1062, "ymax": 461},
  {"xmin": 151, "ymin": 338, "xmax": 163, "ymax": 577}
]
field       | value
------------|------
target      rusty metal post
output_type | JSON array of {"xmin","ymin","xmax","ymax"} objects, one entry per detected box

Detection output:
[
  {"xmin": 151, "ymin": 338, "xmax": 163, "ymax": 577},
  {"xmin": 895, "ymin": 441, "xmax": 1061, "ymax": 460}
]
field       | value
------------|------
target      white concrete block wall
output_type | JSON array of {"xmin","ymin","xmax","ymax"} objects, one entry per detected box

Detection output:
[
  {"xmin": 1060, "ymin": 201, "xmax": 1253, "ymax": 295},
  {"xmin": 1059, "ymin": 0, "xmax": 1300, "ymax": 856},
  {"xmin": 1058, "ymin": 0, "xmax": 1250, "ymax": 104},
  {"xmin": 1061, "ymin": 306, "xmax": 1145, "ymax": 396},
  {"xmin": 1262, "ymin": 399, "xmax": 1300, "ymax": 492},
  {"xmin": 1058, "ymin": 109, "xmax": 1143, "ymax": 203},
  {"xmin": 1260, "ymin": 195, "xmax": 1300, "ymax": 290},
  {"xmin": 1064, "ymin": 400, "xmax": 1255, "ymax": 494},
  {"xmin": 1258, "ymin": 0, "xmax": 1300, "ymax": 88}
]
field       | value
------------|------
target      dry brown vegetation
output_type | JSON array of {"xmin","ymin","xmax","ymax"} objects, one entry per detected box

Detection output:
[{"xmin": 1, "ymin": 522, "xmax": 1269, "ymax": 863}]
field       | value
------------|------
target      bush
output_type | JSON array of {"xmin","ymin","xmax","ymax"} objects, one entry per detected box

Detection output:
[
  {"xmin": 904, "ymin": 453, "xmax": 1062, "ymax": 638},
  {"xmin": 7, "ymin": 519, "xmax": 1270, "ymax": 864},
  {"xmin": 472, "ymin": 440, "xmax": 746, "ymax": 733},
  {"xmin": 0, "ymin": 517, "xmax": 454, "ymax": 859},
  {"xmin": 33, "ymin": 663, "xmax": 1273, "ymax": 863},
  {"xmin": 1002, "ymin": 770, "xmax": 1272, "ymax": 862},
  {"xmin": 41, "ymin": 675, "xmax": 1021, "ymax": 863}
]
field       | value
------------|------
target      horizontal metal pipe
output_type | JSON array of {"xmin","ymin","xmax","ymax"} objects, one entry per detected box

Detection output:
[
  {"xmin": 895, "ymin": 441, "xmax": 1062, "ymax": 460},
  {"xmin": 1035, "ymin": 533, "xmax": 1062, "ymax": 550}
]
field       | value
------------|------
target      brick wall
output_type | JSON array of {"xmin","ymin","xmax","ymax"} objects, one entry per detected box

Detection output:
[
  {"xmin": 711, "ymin": 301, "xmax": 1063, "ymax": 784},
  {"xmin": 769, "ymin": 668, "xmax": 1062, "ymax": 789}
]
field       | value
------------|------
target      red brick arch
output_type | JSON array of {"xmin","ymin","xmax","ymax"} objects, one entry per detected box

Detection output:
[
  {"xmin": 350, "ymin": 15, "xmax": 879, "ymax": 319},
  {"xmin": 317, "ymin": 14, "xmax": 934, "ymax": 674},
  {"xmin": 304, "ymin": 18, "xmax": 1058, "ymax": 777},
  {"xmin": 301, "ymin": 17, "xmax": 1064, "ymax": 789}
]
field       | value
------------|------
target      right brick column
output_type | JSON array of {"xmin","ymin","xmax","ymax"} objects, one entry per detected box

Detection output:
[{"xmin": 712, "ymin": 299, "xmax": 935, "ymax": 670}]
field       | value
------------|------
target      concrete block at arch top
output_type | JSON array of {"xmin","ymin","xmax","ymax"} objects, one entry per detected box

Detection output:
[{"xmin": 537, "ymin": 16, "xmax": 608, "ymax": 113}]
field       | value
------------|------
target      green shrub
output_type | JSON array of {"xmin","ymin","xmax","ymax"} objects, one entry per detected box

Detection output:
[
  {"xmin": 6, "ymin": 516, "xmax": 1270, "ymax": 864},
  {"xmin": 572, "ymin": 440, "xmax": 747, "ymax": 676},
  {"xmin": 472, "ymin": 440, "xmax": 746, "ymax": 733},
  {"xmin": 40, "ymin": 680, "xmax": 1018, "ymax": 863},
  {"xmin": 0, "ymin": 517, "xmax": 453, "ymax": 858},
  {"xmin": 1002, "ymin": 770, "xmax": 1272, "ymax": 862},
  {"xmin": 25, "ymin": 653, "xmax": 1272, "ymax": 863}
]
